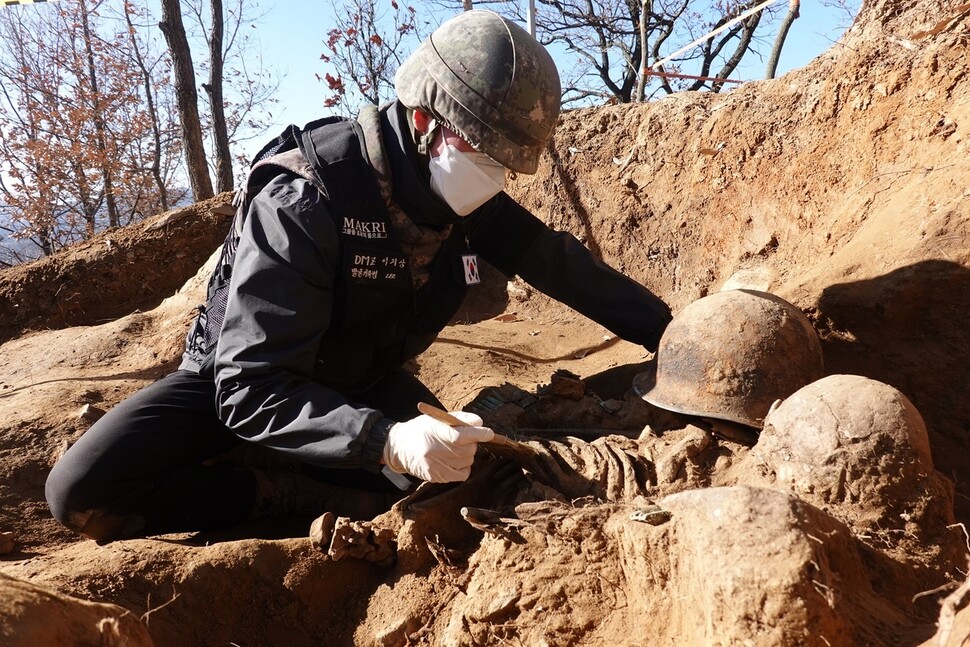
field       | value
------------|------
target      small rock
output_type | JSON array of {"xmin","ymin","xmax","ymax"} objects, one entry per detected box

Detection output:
[
  {"xmin": 78, "ymin": 404, "xmax": 107, "ymax": 423},
  {"xmin": 630, "ymin": 504, "xmax": 672, "ymax": 526},
  {"xmin": 549, "ymin": 370, "xmax": 586, "ymax": 400},
  {"xmin": 0, "ymin": 531, "xmax": 17, "ymax": 555},
  {"xmin": 309, "ymin": 511, "xmax": 336, "ymax": 552}
]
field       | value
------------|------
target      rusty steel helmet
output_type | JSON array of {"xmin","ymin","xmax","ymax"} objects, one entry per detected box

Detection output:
[
  {"xmin": 634, "ymin": 289, "xmax": 824, "ymax": 429},
  {"xmin": 394, "ymin": 10, "xmax": 561, "ymax": 174}
]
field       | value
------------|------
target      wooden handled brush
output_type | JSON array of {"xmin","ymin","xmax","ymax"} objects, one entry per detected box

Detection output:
[{"xmin": 417, "ymin": 402, "xmax": 538, "ymax": 460}]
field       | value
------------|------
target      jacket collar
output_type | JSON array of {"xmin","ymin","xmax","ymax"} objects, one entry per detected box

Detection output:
[{"xmin": 379, "ymin": 101, "xmax": 466, "ymax": 227}]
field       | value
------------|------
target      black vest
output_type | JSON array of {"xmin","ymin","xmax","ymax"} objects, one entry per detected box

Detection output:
[{"xmin": 185, "ymin": 116, "xmax": 470, "ymax": 392}]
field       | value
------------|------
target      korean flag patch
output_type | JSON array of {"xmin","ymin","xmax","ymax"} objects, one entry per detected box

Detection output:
[{"xmin": 461, "ymin": 254, "xmax": 481, "ymax": 285}]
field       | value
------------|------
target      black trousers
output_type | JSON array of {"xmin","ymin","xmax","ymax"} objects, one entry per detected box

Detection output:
[{"xmin": 45, "ymin": 368, "xmax": 440, "ymax": 541}]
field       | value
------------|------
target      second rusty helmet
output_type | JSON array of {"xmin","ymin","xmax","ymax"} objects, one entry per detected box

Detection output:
[
  {"xmin": 394, "ymin": 10, "xmax": 561, "ymax": 174},
  {"xmin": 634, "ymin": 289, "xmax": 824, "ymax": 429}
]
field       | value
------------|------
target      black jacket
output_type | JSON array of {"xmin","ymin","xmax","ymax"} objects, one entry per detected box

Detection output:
[{"xmin": 180, "ymin": 101, "xmax": 671, "ymax": 475}]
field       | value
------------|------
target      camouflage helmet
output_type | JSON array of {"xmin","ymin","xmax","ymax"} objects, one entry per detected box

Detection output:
[
  {"xmin": 394, "ymin": 10, "xmax": 561, "ymax": 175},
  {"xmin": 633, "ymin": 289, "xmax": 824, "ymax": 429}
]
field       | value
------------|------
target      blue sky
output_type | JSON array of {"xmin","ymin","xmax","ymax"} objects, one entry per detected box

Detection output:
[{"xmin": 245, "ymin": 0, "xmax": 856, "ymax": 159}]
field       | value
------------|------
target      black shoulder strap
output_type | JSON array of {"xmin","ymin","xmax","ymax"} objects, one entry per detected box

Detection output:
[
  {"xmin": 250, "ymin": 116, "xmax": 342, "ymax": 166},
  {"xmin": 230, "ymin": 116, "xmax": 349, "ymax": 236},
  {"xmin": 226, "ymin": 115, "xmax": 387, "ymax": 258},
  {"xmin": 297, "ymin": 117, "xmax": 388, "ymax": 218}
]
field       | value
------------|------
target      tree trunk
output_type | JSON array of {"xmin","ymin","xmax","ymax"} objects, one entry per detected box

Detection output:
[
  {"xmin": 205, "ymin": 0, "xmax": 233, "ymax": 193},
  {"xmin": 79, "ymin": 0, "xmax": 119, "ymax": 228},
  {"xmin": 124, "ymin": 4, "xmax": 169, "ymax": 212},
  {"xmin": 766, "ymin": 0, "xmax": 801, "ymax": 79},
  {"xmin": 634, "ymin": 0, "xmax": 651, "ymax": 102},
  {"xmin": 159, "ymin": 0, "xmax": 214, "ymax": 202}
]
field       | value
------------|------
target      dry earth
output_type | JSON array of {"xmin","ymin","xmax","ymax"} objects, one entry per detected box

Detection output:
[{"xmin": 1, "ymin": 0, "xmax": 970, "ymax": 643}]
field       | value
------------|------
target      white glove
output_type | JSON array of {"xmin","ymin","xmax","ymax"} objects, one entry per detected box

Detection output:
[{"xmin": 383, "ymin": 411, "xmax": 495, "ymax": 483}]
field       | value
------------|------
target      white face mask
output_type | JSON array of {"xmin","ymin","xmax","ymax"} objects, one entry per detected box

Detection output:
[{"xmin": 429, "ymin": 144, "xmax": 507, "ymax": 216}]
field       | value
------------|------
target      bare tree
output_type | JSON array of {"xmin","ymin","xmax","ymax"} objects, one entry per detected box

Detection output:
[
  {"xmin": 159, "ymin": 0, "xmax": 214, "ymax": 201},
  {"xmin": 445, "ymin": 0, "xmax": 785, "ymax": 103},
  {"xmin": 78, "ymin": 0, "xmax": 121, "ymax": 227},
  {"xmin": 318, "ymin": 0, "xmax": 425, "ymax": 114},
  {"xmin": 121, "ymin": 0, "xmax": 181, "ymax": 213},
  {"xmin": 203, "ymin": 0, "xmax": 233, "ymax": 192},
  {"xmin": 687, "ymin": 2, "xmax": 766, "ymax": 93},
  {"xmin": 634, "ymin": 0, "xmax": 651, "ymax": 101},
  {"xmin": 182, "ymin": 0, "xmax": 280, "ymax": 183},
  {"xmin": 0, "ymin": 0, "xmax": 185, "ymax": 262}
]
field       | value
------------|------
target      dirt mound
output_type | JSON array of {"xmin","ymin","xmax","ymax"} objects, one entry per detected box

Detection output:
[
  {"xmin": 400, "ymin": 487, "xmax": 922, "ymax": 646},
  {"xmin": 0, "ymin": 571, "xmax": 154, "ymax": 647},
  {"xmin": 0, "ymin": 193, "xmax": 233, "ymax": 345},
  {"xmin": 1, "ymin": 0, "xmax": 969, "ymax": 643}
]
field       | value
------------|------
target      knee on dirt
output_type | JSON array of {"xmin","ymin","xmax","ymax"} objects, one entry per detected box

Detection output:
[{"xmin": 45, "ymin": 461, "xmax": 144, "ymax": 543}]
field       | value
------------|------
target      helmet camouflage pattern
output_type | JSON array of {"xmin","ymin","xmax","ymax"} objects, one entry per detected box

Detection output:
[{"xmin": 394, "ymin": 10, "xmax": 561, "ymax": 174}]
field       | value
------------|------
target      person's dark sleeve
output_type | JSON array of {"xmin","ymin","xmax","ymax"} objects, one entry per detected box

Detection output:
[
  {"xmin": 467, "ymin": 193, "xmax": 672, "ymax": 351},
  {"xmin": 213, "ymin": 175, "xmax": 393, "ymax": 472}
]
